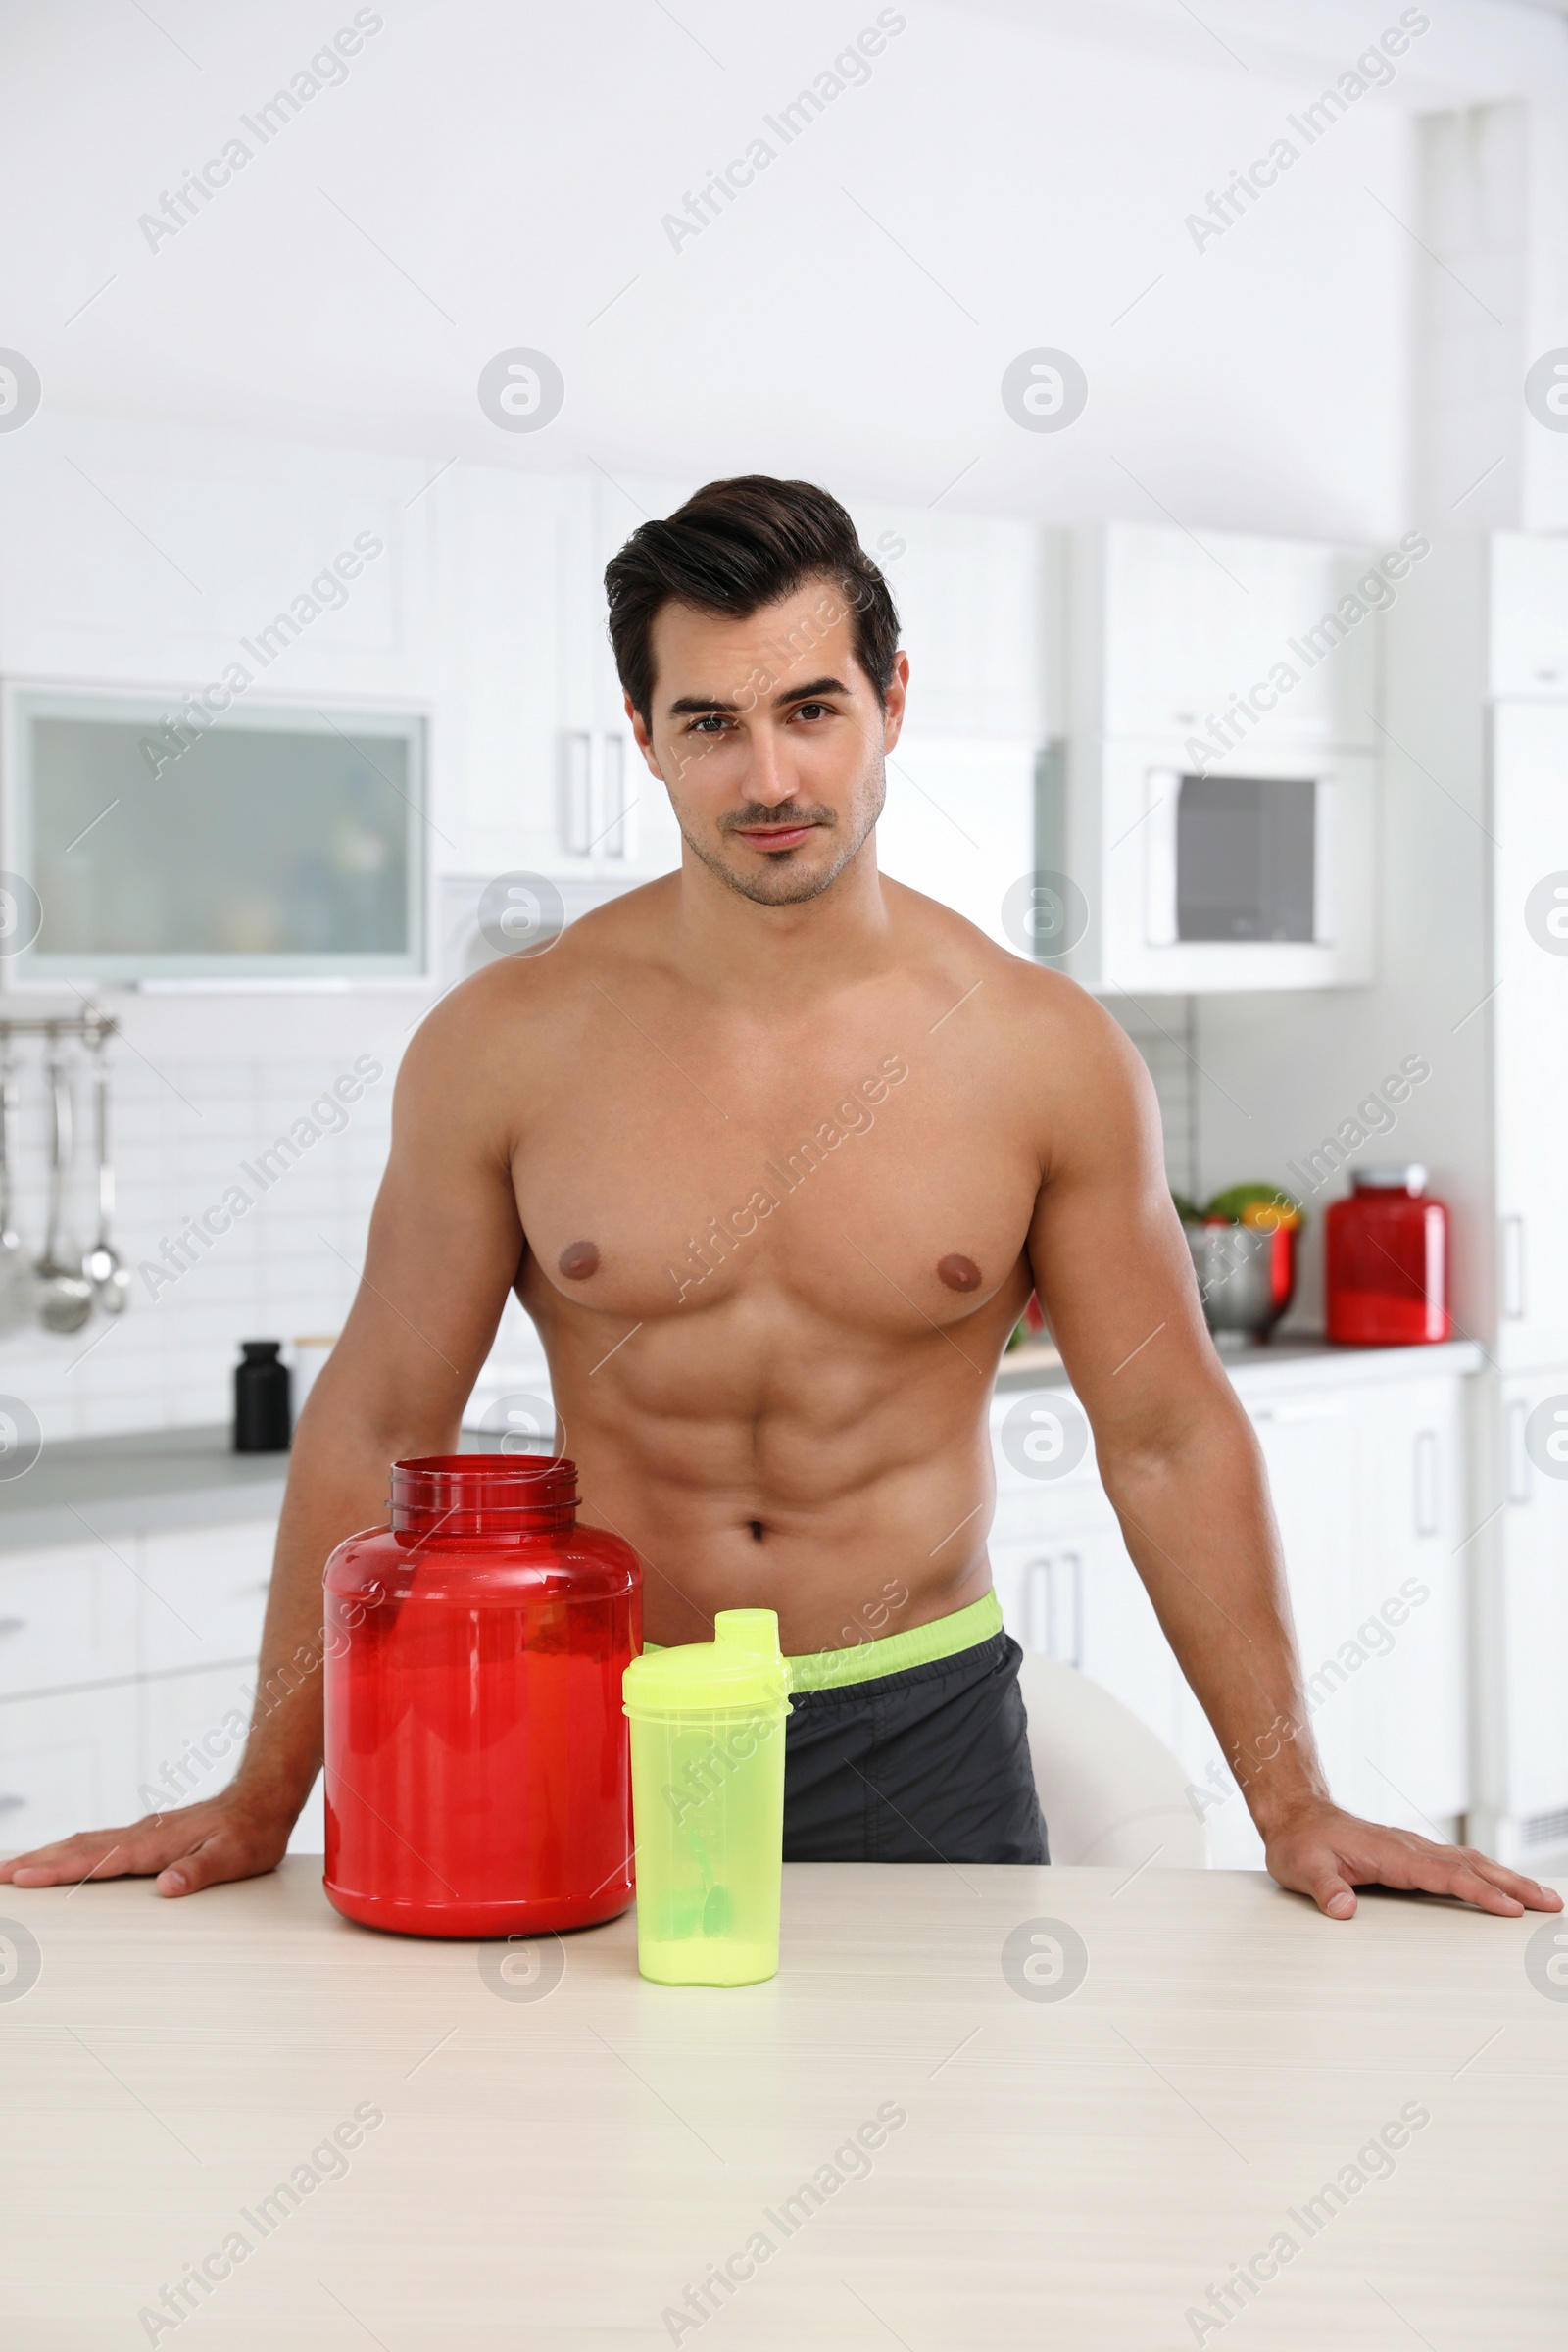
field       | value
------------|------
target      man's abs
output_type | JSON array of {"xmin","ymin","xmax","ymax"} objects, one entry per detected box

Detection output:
[{"xmin": 520, "ymin": 1253, "xmax": 1022, "ymax": 1650}]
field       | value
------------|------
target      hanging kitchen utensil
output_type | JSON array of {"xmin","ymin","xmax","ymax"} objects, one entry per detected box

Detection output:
[
  {"xmin": 35, "ymin": 1043, "xmax": 93, "ymax": 1335},
  {"xmin": 81, "ymin": 1040, "xmax": 129, "ymax": 1316},
  {"xmin": 0, "ymin": 1056, "xmax": 33, "ymax": 1335}
]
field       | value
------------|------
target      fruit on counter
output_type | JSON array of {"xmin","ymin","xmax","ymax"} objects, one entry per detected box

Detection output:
[
  {"xmin": 1006, "ymin": 1291, "xmax": 1051, "ymax": 1349},
  {"xmin": 1203, "ymin": 1182, "xmax": 1305, "ymax": 1232}
]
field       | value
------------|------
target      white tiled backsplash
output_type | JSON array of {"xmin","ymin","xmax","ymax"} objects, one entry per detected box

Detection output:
[
  {"xmin": 0, "ymin": 982, "xmax": 1186, "ymax": 1445},
  {"xmin": 1106, "ymin": 996, "xmax": 1198, "ymax": 1201},
  {"xmin": 0, "ymin": 990, "xmax": 426, "ymax": 1442}
]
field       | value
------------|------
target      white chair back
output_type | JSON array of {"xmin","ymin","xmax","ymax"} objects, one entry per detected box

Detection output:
[{"xmin": 1016, "ymin": 1650, "xmax": 1207, "ymax": 1869}]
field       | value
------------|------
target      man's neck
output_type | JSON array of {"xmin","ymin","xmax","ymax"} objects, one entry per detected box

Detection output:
[{"xmin": 666, "ymin": 837, "xmax": 897, "ymax": 1007}]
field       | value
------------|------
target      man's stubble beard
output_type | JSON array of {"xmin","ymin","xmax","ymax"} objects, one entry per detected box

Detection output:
[{"xmin": 673, "ymin": 761, "xmax": 888, "ymax": 909}]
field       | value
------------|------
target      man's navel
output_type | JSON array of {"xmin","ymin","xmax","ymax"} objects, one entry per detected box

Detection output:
[
  {"xmin": 559, "ymin": 1241, "xmax": 600, "ymax": 1280},
  {"xmin": 937, "ymin": 1253, "xmax": 982, "ymax": 1293}
]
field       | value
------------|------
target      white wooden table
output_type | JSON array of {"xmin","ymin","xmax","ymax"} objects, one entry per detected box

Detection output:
[{"xmin": 1, "ymin": 1860, "xmax": 1563, "ymax": 2348}]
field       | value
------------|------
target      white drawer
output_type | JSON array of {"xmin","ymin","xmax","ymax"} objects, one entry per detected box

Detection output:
[
  {"xmin": 138, "ymin": 1664, "xmax": 322, "ymax": 1855},
  {"xmin": 0, "ymin": 1544, "xmax": 139, "ymax": 1698},
  {"xmin": 137, "ymin": 1522, "xmax": 276, "ymax": 1676},
  {"xmin": 0, "ymin": 1684, "xmax": 142, "ymax": 1849}
]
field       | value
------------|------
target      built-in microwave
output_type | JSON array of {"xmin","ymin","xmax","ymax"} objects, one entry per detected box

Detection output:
[{"xmin": 1052, "ymin": 736, "xmax": 1377, "ymax": 993}]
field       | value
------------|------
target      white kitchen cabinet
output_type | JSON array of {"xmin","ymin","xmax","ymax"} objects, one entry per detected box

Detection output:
[
  {"xmin": 434, "ymin": 466, "xmax": 682, "ymax": 887},
  {"xmin": 877, "ymin": 733, "xmax": 1037, "ymax": 950},
  {"xmin": 993, "ymin": 1354, "xmax": 1476, "ymax": 1868},
  {"xmin": 1492, "ymin": 699, "xmax": 1568, "ymax": 1374},
  {"xmin": 1346, "ymin": 1373, "xmax": 1468, "ymax": 1833},
  {"xmin": 0, "ymin": 411, "xmax": 438, "ymax": 705},
  {"xmin": 135, "ymin": 1522, "xmax": 275, "ymax": 1679},
  {"xmin": 0, "ymin": 1542, "xmax": 139, "ymax": 1700},
  {"xmin": 1071, "ymin": 523, "xmax": 1381, "ymax": 749},
  {"xmin": 1242, "ymin": 1389, "xmax": 1362, "ymax": 1804},
  {"xmin": 846, "ymin": 503, "xmax": 1052, "ymax": 740},
  {"xmin": 137, "ymin": 1663, "xmax": 254, "ymax": 1809},
  {"xmin": 432, "ymin": 466, "xmax": 585, "ymax": 880},
  {"xmin": 1490, "ymin": 1367, "xmax": 1568, "ymax": 1843},
  {"xmin": 0, "ymin": 1512, "xmax": 286, "ymax": 1859},
  {"xmin": 0, "ymin": 1685, "xmax": 142, "ymax": 1850},
  {"xmin": 1488, "ymin": 534, "xmax": 1568, "ymax": 697},
  {"xmin": 992, "ymin": 1515, "xmax": 1183, "ymax": 1759},
  {"xmin": 138, "ymin": 1661, "xmax": 323, "ymax": 1855}
]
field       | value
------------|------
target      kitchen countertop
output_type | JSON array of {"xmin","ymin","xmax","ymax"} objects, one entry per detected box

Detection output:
[
  {"xmin": 0, "ymin": 1423, "xmax": 500, "ymax": 1552},
  {"xmin": 0, "ymin": 1858, "xmax": 1559, "ymax": 2347},
  {"xmin": 995, "ymin": 1333, "xmax": 1486, "ymax": 1396},
  {"xmin": 0, "ymin": 1423, "xmax": 293, "ymax": 1550},
  {"xmin": 0, "ymin": 1335, "xmax": 1488, "ymax": 1552}
]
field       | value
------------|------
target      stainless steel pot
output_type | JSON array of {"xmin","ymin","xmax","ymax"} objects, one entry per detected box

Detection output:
[{"xmin": 1184, "ymin": 1221, "xmax": 1297, "ymax": 1342}]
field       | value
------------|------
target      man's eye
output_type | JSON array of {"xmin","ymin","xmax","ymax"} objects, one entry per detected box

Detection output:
[
  {"xmin": 793, "ymin": 702, "xmax": 831, "ymax": 721},
  {"xmin": 689, "ymin": 713, "xmax": 730, "ymax": 734}
]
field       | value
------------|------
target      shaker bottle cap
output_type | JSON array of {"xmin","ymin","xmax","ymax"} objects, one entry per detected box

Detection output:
[{"xmin": 623, "ymin": 1608, "xmax": 792, "ymax": 1715}]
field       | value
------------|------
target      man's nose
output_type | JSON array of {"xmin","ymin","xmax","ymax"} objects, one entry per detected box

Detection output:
[{"xmin": 741, "ymin": 728, "xmax": 797, "ymax": 808}]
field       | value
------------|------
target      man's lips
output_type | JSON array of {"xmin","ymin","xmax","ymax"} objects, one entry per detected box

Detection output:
[{"xmin": 731, "ymin": 821, "xmax": 819, "ymax": 853}]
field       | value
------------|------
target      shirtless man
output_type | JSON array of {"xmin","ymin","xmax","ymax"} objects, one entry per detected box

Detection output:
[{"xmin": 5, "ymin": 475, "xmax": 1557, "ymax": 1922}]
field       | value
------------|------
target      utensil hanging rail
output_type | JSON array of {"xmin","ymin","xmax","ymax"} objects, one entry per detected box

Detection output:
[{"xmin": 0, "ymin": 1005, "xmax": 117, "ymax": 1044}]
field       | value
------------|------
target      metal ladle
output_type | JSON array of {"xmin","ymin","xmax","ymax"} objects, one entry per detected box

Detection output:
[
  {"xmin": 0, "ymin": 1058, "xmax": 33, "ymax": 1335},
  {"xmin": 81, "ymin": 1042, "xmax": 129, "ymax": 1316},
  {"xmin": 35, "ymin": 1043, "xmax": 93, "ymax": 1335}
]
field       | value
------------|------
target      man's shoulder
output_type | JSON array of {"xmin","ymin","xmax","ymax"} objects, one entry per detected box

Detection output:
[
  {"xmin": 883, "ymin": 878, "xmax": 1121, "ymax": 1053},
  {"xmin": 405, "ymin": 878, "xmax": 675, "ymax": 1071}
]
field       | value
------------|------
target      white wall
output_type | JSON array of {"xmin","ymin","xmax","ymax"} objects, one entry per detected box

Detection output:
[
  {"xmin": 2, "ymin": 0, "xmax": 1563, "ymax": 536},
  {"xmin": 3, "ymin": 0, "xmax": 1566, "ymax": 1434}
]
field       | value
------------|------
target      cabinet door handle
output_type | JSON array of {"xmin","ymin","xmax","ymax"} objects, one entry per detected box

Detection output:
[
  {"xmin": 1024, "ymin": 1557, "xmax": 1051, "ymax": 1655},
  {"xmin": 600, "ymin": 734, "xmax": 627, "ymax": 859},
  {"xmin": 1049, "ymin": 1550, "xmax": 1084, "ymax": 1671},
  {"xmin": 0, "ymin": 1793, "xmax": 25, "ymax": 1815},
  {"xmin": 561, "ymin": 731, "xmax": 593, "ymax": 856},
  {"xmin": 0, "ymin": 1616, "xmax": 26, "ymax": 1638},
  {"xmin": 1413, "ymin": 1431, "xmax": 1440, "ymax": 1538},
  {"xmin": 1507, "ymin": 1398, "xmax": 1532, "ymax": 1506},
  {"xmin": 1501, "ymin": 1216, "xmax": 1527, "ymax": 1320}
]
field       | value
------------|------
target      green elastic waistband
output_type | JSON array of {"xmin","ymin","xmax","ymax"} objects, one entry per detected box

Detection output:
[
  {"xmin": 644, "ymin": 1590, "xmax": 1003, "ymax": 1694},
  {"xmin": 788, "ymin": 1589, "xmax": 1004, "ymax": 1691}
]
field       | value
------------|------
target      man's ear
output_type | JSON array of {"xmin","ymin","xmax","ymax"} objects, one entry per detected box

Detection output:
[
  {"xmin": 881, "ymin": 650, "xmax": 909, "ymax": 755},
  {"xmin": 626, "ymin": 691, "xmax": 664, "ymax": 780}
]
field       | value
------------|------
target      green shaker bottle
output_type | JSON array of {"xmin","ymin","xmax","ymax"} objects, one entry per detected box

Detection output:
[{"xmin": 622, "ymin": 1609, "xmax": 792, "ymax": 1986}]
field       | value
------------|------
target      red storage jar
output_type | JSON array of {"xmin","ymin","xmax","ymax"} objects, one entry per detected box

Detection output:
[
  {"xmin": 1325, "ymin": 1165, "xmax": 1451, "ymax": 1347},
  {"xmin": 323, "ymin": 1454, "xmax": 641, "ymax": 1937}
]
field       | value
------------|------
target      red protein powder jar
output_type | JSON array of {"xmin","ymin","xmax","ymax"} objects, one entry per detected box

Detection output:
[
  {"xmin": 323, "ymin": 1454, "xmax": 641, "ymax": 1937},
  {"xmin": 1325, "ymin": 1164, "xmax": 1452, "ymax": 1347}
]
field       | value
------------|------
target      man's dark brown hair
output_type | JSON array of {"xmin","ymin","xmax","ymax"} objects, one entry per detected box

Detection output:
[{"xmin": 604, "ymin": 475, "xmax": 901, "ymax": 724}]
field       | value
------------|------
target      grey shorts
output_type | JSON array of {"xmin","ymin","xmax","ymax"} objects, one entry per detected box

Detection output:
[{"xmin": 782, "ymin": 1628, "xmax": 1049, "ymax": 1866}]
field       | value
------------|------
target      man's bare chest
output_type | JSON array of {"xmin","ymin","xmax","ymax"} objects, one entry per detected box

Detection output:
[{"xmin": 510, "ymin": 1018, "xmax": 1041, "ymax": 1338}]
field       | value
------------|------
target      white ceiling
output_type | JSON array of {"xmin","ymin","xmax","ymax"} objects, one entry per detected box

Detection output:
[{"xmin": 0, "ymin": 0, "xmax": 1564, "ymax": 537}]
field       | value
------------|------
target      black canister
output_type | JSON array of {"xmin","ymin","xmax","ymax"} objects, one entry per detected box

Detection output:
[{"xmin": 234, "ymin": 1341, "xmax": 292, "ymax": 1452}]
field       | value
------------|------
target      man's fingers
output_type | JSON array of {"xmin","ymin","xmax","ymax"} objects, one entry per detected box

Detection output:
[
  {"xmin": 1461, "ymin": 1855, "xmax": 1562, "ymax": 1913},
  {"xmin": 155, "ymin": 1833, "xmax": 239, "ymax": 1898},
  {"xmin": 2, "ymin": 1830, "xmax": 153, "ymax": 1887},
  {"xmin": 1390, "ymin": 1847, "xmax": 1525, "ymax": 1917},
  {"xmin": 1283, "ymin": 1857, "xmax": 1359, "ymax": 1919}
]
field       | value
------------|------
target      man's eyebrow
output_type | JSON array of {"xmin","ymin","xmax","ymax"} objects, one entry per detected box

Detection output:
[
  {"xmin": 664, "ymin": 675, "xmax": 851, "ymax": 717},
  {"xmin": 666, "ymin": 692, "xmax": 739, "ymax": 715}
]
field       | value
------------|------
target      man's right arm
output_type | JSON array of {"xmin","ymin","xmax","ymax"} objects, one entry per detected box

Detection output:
[{"xmin": 0, "ymin": 972, "xmax": 531, "ymax": 1895}]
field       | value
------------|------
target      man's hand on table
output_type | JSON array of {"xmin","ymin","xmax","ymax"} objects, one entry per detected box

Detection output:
[
  {"xmin": 1264, "ymin": 1798, "xmax": 1564, "ymax": 1920},
  {"xmin": 0, "ymin": 1780, "xmax": 293, "ymax": 1897}
]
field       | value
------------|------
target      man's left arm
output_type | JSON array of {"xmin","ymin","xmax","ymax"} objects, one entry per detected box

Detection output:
[{"xmin": 1023, "ymin": 983, "xmax": 1560, "ymax": 1921}]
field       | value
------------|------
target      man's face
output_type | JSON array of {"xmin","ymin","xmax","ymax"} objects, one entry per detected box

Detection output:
[{"xmin": 628, "ymin": 578, "xmax": 907, "ymax": 907}]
